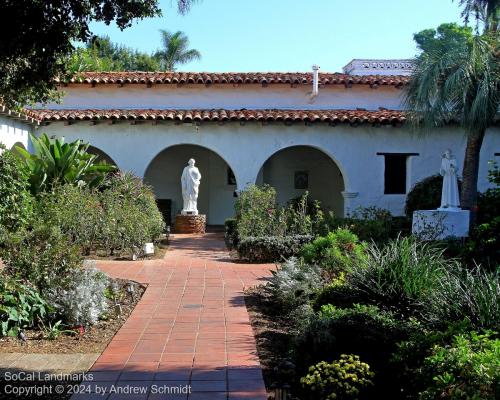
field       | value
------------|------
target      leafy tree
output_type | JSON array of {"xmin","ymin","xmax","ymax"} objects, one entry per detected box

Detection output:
[
  {"xmin": 404, "ymin": 19, "xmax": 499, "ymax": 220},
  {"xmin": 68, "ymin": 36, "xmax": 161, "ymax": 72},
  {"xmin": 155, "ymin": 30, "xmax": 201, "ymax": 71},
  {"xmin": 0, "ymin": 0, "xmax": 197, "ymax": 108},
  {"xmin": 14, "ymin": 134, "xmax": 116, "ymax": 195}
]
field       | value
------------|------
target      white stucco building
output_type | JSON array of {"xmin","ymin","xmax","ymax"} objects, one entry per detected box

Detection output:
[{"xmin": 1, "ymin": 60, "xmax": 499, "ymax": 225}]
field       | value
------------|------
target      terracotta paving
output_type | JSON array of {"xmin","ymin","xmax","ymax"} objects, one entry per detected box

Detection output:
[{"xmin": 74, "ymin": 233, "xmax": 274, "ymax": 400}]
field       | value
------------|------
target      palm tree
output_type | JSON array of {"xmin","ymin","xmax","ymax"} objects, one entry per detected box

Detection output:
[
  {"xmin": 457, "ymin": 0, "xmax": 499, "ymax": 31},
  {"xmin": 404, "ymin": 8, "xmax": 499, "ymax": 222},
  {"xmin": 155, "ymin": 30, "xmax": 201, "ymax": 71}
]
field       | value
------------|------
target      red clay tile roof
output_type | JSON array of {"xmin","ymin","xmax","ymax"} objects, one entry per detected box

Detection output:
[
  {"xmin": 30, "ymin": 109, "xmax": 406, "ymax": 125},
  {"xmin": 0, "ymin": 105, "xmax": 40, "ymax": 124},
  {"xmin": 60, "ymin": 72, "xmax": 409, "ymax": 87}
]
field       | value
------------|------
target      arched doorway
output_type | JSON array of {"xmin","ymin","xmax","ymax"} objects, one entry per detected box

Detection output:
[
  {"xmin": 144, "ymin": 144, "xmax": 237, "ymax": 226},
  {"xmin": 256, "ymin": 146, "xmax": 345, "ymax": 216},
  {"xmin": 87, "ymin": 145, "xmax": 116, "ymax": 166}
]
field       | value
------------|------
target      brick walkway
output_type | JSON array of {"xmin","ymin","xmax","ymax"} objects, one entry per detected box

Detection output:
[{"xmin": 74, "ymin": 233, "xmax": 273, "ymax": 400}]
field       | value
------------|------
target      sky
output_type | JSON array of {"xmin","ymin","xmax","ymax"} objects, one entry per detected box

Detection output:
[{"xmin": 89, "ymin": 0, "xmax": 465, "ymax": 72}]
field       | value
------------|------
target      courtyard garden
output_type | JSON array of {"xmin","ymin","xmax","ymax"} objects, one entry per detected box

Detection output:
[
  {"xmin": 0, "ymin": 135, "xmax": 164, "ymax": 354},
  {"xmin": 226, "ymin": 177, "xmax": 500, "ymax": 399}
]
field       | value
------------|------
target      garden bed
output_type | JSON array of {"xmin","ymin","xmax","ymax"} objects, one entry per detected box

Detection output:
[
  {"xmin": 245, "ymin": 286, "xmax": 297, "ymax": 395},
  {"xmin": 0, "ymin": 278, "xmax": 145, "ymax": 354},
  {"xmin": 85, "ymin": 238, "xmax": 169, "ymax": 261}
]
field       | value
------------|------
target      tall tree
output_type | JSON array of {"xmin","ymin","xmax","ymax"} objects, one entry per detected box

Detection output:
[
  {"xmin": 0, "ymin": 0, "xmax": 197, "ymax": 108},
  {"xmin": 68, "ymin": 36, "xmax": 161, "ymax": 72},
  {"xmin": 155, "ymin": 30, "xmax": 201, "ymax": 71},
  {"xmin": 457, "ymin": 0, "xmax": 499, "ymax": 31},
  {"xmin": 404, "ymin": 19, "xmax": 499, "ymax": 220}
]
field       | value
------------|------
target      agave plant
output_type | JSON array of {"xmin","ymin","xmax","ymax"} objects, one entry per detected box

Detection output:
[{"xmin": 14, "ymin": 133, "xmax": 115, "ymax": 195}]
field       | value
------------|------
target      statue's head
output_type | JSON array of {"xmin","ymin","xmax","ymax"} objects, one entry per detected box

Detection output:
[
  {"xmin": 444, "ymin": 149, "xmax": 452, "ymax": 159},
  {"xmin": 188, "ymin": 158, "xmax": 195, "ymax": 166}
]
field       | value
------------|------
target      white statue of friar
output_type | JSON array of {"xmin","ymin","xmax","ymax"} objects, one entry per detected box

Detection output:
[
  {"xmin": 181, "ymin": 158, "xmax": 202, "ymax": 215},
  {"xmin": 438, "ymin": 149, "xmax": 460, "ymax": 211}
]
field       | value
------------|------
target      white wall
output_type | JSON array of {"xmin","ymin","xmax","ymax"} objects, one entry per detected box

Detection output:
[
  {"xmin": 37, "ymin": 122, "xmax": 500, "ymax": 218},
  {"xmin": 0, "ymin": 116, "xmax": 31, "ymax": 151},
  {"xmin": 46, "ymin": 84, "xmax": 404, "ymax": 111},
  {"xmin": 144, "ymin": 144, "xmax": 236, "ymax": 225}
]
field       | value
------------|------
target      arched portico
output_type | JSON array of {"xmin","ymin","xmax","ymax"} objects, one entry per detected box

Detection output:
[
  {"xmin": 144, "ymin": 144, "xmax": 237, "ymax": 225},
  {"xmin": 256, "ymin": 145, "xmax": 345, "ymax": 216}
]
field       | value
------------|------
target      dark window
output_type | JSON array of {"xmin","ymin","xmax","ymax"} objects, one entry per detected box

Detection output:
[
  {"xmin": 294, "ymin": 171, "xmax": 309, "ymax": 189},
  {"xmin": 384, "ymin": 154, "xmax": 407, "ymax": 194}
]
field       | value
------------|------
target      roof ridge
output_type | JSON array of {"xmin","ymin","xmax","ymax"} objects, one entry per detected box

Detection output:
[{"xmin": 58, "ymin": 72, "xmax": 409, "ymax": 86}]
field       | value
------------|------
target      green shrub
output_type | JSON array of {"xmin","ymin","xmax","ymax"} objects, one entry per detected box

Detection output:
[
  {"xmin": 35, "ymin": 173, "xmax": 165, "ymax": 256},
  {"xmin": 444, "ymin": 161, "xmax": 500, "ymax": 271},
  {"xmin": 265, "ymin": 257, "xmax": 323, "ymax": 312},
  {"xmin": 237, "ymin": 235, "xmax": 313, "ymax": 262},
  {"xmin": 420, "ymin": 331, "xmax": 500, "ymax": 400},
  {"xmin": 35, "ymin": 184, "xmax": 102, "ymax": 255},
  {"xmin": 391, "ymin": 320, "xmax": 476, "ymax": 398},
  {"xmin": 300, "ymin": 228, "xmax": 366, "ymax": 278},
  {"xmin": 295, "ymin": 304, "xmax": 418, "ymax": 398},
  {"xmin": 100, "ymin": 172, "xmax": 165, "ymax": 255},
  {"xmin": 0, "ymin": 146, "xmax": 33, "ymax": 231},
  {"xmin": 284, "ymin": 192, "xmax": 316, "ymax": 236},
  {"xmin": 0, "ymin": 274, "xmax": 50, "ymax": 337},
  {"xmin": 464, "ymin": 217, "xmax": 500, "ymax": 271},
  {"xmin": 233, "ymin": 186, "xmax": 316, "ymax": 248},
  {"xmin": 0, "ymin": 225, "xmax": 83, "ymax": 293},
  {"xmin": 235, "ymin": 184, "xmax": 277, "ymax": 238},
  {"xmin": 349, "ymin": 237, "xmax": 455, "ymax": 319},
  {"xmin": 313, "ymin": 278, "xmax": 361, "ymax": 311},
  {"xmin": 477, "ymin": 189, "xmax": 500, "ymax": 226},
  {"xmin": 315, "ymin": 206, "xmax": 408, "ymax": 245},
  {"xmin": 300, "ymin": 355, "xmax": 375, "ymax": 400},
  {"xmin": 224, "ymin": 218, "xmax": 238, "ymax": 249}
]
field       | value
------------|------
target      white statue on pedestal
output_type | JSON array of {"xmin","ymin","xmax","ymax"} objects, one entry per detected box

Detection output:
[
  {"xmin": 438, "ymin": 149, "xmax": 460, "ymax": 211},
  {"xmin": 412, "ymin": 149, "xmax": 469, "ymax": 240},
  {"xmin": 181, "ymin": 158, "xmax": 201, "ymax": 215}
]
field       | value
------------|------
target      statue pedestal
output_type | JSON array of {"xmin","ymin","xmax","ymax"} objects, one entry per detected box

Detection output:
[
  {"xmin": 174, "ymin": 214, "xmax": 206, "ymax": 234},
  {"xmin": 412, "ymin": 209, "xmax": 470, "ymax": 240}
]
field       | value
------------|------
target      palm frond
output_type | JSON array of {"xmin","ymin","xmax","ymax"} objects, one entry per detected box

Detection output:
[
  {"xmin": 404, "ymin": 32, "xmax": 499, "ymax": 134},
  {"xmin": 155, "ymin": 29, "xmax": 201, "ymax": 71}
]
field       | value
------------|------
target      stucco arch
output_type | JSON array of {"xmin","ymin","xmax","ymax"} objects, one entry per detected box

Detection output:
[
  {"xmin": 256, "ymin": 145, "xmax": 346, "ymax": 217},
  {"xmin": 254, "ymin": 143, "xmax": 350, "ymax": 192},
  {"xmin": 144, "ymin": 144, "xmax": 238, "ymax": 225},
  {"xmin": 87, "ymin": 145, "xmax": 117, "ymax": 166},
  {"xmin": 145, "ymin": 142, "xmax": 238, "ymax": 187}
]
